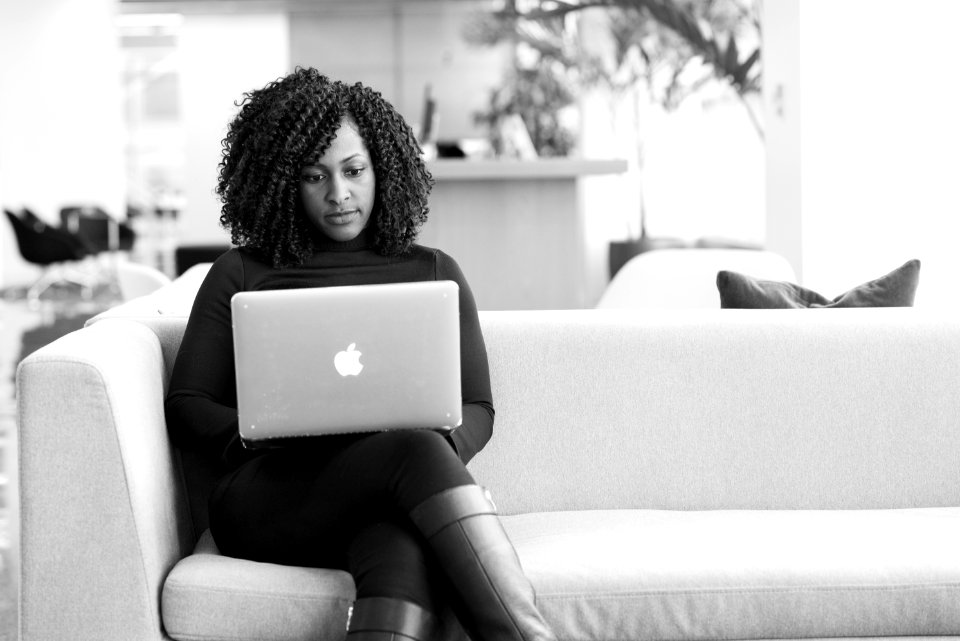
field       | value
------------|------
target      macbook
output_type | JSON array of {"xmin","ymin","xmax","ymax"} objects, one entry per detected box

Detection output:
[{"xmin": 231, "ymin": 280, "xmax": 462, "ymax": 446}]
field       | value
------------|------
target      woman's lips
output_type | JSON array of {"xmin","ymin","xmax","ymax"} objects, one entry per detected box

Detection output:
[{"xmin": 324, "ymin": 210, "xmax": 359, "ymax": 225}]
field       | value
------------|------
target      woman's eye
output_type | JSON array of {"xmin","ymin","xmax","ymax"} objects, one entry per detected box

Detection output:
[
  {"xmin": 301, "ymin": 173, "xmax": 324, "ymax": 184},
  {"xmin": 345, "ymin": 167, "xmax": 365, "ymax": 178}
]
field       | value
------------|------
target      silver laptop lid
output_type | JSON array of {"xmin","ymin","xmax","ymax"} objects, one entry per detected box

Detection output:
[{"xmin": 231, "ymin": 280, "xmax": 462, "ymax": 444}]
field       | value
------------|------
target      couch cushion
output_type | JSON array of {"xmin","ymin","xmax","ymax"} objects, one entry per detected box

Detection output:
[
  {"xmin": 161, "ymin": 531, "xmax": 355, "ymax": 641},
  {"xmin": 163, "ymin": 508, "xmax": 960, "ymax": 641},
  {"xmin": 717, "ymin": 259, "xmax": 920, "ymax": 308},
  {"xmin": 508, "ymin": 507, "xmax": 960, "ymax": 640}
]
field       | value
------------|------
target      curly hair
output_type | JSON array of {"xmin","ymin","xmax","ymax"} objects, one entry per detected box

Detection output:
[{"xmin": 216, "ymin": 68, "xmax": 434, "ymax": 267}]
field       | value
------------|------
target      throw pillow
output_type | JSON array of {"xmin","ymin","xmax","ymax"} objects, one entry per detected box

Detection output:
[{"xmin": 717, "ymin": 259, "xmax": 920, "ymax": 309}]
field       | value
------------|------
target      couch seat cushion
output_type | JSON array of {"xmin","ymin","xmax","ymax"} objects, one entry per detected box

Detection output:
[
  {"xmin": 162, "ymin": 530, "xmax": 355, "ymax": 641},
  {"xmin": 506, "ymin": 507, "xmax": 960, "ymax": 640},
  {"xmin": 163, "ymin": 508, "xmax": 960, "ymax": 641}
]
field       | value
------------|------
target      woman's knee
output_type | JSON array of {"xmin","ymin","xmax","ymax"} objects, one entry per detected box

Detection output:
[
  {"xmin": 363, "ymin": 430, "xmax": 461, "ymax": 476},
  {"xmin": 379, "ymin": 429, "xmax": 454, "ymax": 461},
  {"xmin": 377, "ymin": 431, "xmax": 473, "ymax": 497}
]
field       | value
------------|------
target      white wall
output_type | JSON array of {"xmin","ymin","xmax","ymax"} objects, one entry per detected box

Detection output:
[
  {"xmin": 0, "ymin": 0, "xmax": 126, "ymax": 288},
  {"xmin": 177, "ymin": 12, "xmax": 290, "ymax": 245},
  {"xmin": 641, "ymin": 91, "xmax": 765, "ymax": 242},
  {"xmin": 289, "ymin": 1, "xmax": 509, "ymax": 142},
  {"xmin": 762, "ymin": 0, "xmax": 803, "ymax": 281},
  {"xmin": 769, "ymin": 0, "xmax": 960, "ymax": 306}
]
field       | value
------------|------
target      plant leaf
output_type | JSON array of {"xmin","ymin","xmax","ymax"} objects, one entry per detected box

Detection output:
[{"xmin": 723, "ymin": 33, "xmax": 739, "ymax": 75}]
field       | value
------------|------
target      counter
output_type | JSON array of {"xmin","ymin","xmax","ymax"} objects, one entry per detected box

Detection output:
[{"xmin": 420, "ymin": 158, "xmax": 628, "ymax": 310}]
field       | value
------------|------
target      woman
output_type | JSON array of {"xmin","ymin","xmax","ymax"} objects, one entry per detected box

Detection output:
[{"xmin": 164, "ymin": 67, "xmax": 556, "ymax": 641}]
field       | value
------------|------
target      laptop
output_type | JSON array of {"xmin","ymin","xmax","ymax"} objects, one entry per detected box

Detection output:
[{"xmin": 231, "ymin": 280, "xmax": 462, "ymax": 446}]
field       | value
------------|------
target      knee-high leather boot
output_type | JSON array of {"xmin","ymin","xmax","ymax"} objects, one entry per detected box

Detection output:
[
  {"xmin": 346, "ymin": 597, "xmax": 436, "ymax": 640},
  {"xmin": 409, "ymin": 485, "xmax": 557, "ymax": 641}
]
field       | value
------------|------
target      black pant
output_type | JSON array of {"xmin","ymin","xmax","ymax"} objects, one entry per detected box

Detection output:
[{"xmin": 209, "ymin": 429, "xmax": 475, "ymax": 610}]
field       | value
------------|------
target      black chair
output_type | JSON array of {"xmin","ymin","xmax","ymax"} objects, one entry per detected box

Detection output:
[
  {"xmin": 22, "ymin": 207, "xmax": 96, "ymax": 256},
  {"xmin": 4, "ymin": 208, "xmax": 99, "ymax": 305},
  {"xmin": 174, "ymin": 244, "xmax": 231, "ymax": 276},
  {"xmin": 59, "ymin": 205, "xmax": 136, "ymax": 254}
]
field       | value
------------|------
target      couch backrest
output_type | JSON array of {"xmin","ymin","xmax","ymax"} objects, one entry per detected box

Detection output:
[
  {"xmin": 470, "ymin": 308, "xmax": 960, "ymax": 514},
  {"xmin": 101, "ymin": 304, "xmax": 960, "ymax": 515}
]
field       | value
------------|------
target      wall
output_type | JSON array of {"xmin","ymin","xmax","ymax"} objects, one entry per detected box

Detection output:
[
  {"xmin": 801, "ymin": 0, "xmax": 960, "ymax": 308},
  {"xmin": 288, "ymin": 1, "xmax": 509, "ymax": 142},
  {"xmin": 0, "ymin": 0, "xmax": 126, "ymax": 288},
  {"xmin": 762, "ymin": 0, "xmax": 802, "ymax": 281},
  {"xmin": 767, "ymin": 0, "xmax": 960, "ymax": 307},
  {"xmin": 177, "ymin": 12, "xmax": 290, "ymax": 245}
]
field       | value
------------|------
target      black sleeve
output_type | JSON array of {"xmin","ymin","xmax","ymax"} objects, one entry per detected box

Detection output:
[
  {"xmin": 436, "ymin": 251, "xmax": 495, "ymax": 464},
  {"xmin": 165, "ymin": 250, "xmax": 252, "ymax": 469}
]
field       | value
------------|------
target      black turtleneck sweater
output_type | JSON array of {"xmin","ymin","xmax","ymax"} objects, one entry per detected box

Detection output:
[{"xmin": 164, "ymin": 231, "xmax": 494, "ymax": 472}]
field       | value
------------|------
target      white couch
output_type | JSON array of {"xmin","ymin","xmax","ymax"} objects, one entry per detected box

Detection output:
[{"xmin": 16, "ymin": 271, "xmax": 960, "ymax": 641}]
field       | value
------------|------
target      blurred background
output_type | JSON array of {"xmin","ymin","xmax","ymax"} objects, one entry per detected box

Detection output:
[{"xmin": 4, "ymin": 0, "xmax": 956, "ymax": 310}]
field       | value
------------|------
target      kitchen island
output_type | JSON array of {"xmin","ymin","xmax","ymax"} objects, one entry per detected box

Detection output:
[{"xmin": 422, "ymin": 158, "xmax": 628, "ymax": 310}]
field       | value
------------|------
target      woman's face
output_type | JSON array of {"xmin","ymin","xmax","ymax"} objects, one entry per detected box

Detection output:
[{"xmin": 300, "ymin": 118, "xmax": 376, "ymax": 242}]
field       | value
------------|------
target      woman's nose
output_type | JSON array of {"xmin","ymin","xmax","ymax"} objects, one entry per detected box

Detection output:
[{"xmin": 327, "ymin": 176, "xmax": 350, "ymax": 205}]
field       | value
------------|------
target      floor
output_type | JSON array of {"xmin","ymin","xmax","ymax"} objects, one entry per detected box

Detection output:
[{"xmin": 0, "ymin": 282, "xmax": 122, "ymax": 640}]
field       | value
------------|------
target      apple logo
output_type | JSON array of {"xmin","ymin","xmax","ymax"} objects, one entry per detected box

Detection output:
[{"xmin": 334, "ymin": 343, "xmax": 363, "ymax": 377}]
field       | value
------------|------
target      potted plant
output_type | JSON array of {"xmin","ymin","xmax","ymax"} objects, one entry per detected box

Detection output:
[
  {"xmin": 466, "ymin": 10, "xmax": 580, "ymax": 158},
  {"xmin": 472, "ymin": 64, "xmax": 578, "ymax": 158}
]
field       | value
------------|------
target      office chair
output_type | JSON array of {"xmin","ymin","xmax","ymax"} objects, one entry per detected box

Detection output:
[
  {"xmin": 21, "ymin": 207, "xmax": 95, "ymax": 256},
  {"xmin": 59, "ymin": 205, "xmax": 136, "ymax": 254},
  {"xmin": 4, "ymin": 208, "xmax": 100, "ymax": 305}
]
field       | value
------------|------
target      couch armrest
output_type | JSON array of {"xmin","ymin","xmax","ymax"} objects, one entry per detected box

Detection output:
[{"xmin": 17, "ymin": 319, "xmax": 193, "ymax": 641}]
